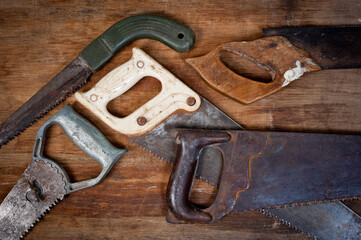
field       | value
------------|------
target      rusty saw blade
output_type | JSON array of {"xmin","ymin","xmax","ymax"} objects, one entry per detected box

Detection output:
[
  {"xmin": 262, "ymin": 25, "xmax": 361, "ymax": 69},
  {"xmin": 186, "ymin": 26, "xmax": 361, "ymax": 104},
  {"xmin": 166, "ymin": 129, "xmax": 361, "ymax": 240},
  {"xmin": 0, "ymin": 160, "xmax": 67, "ymax": 239},
  {"xmin": 131, "ymin": 101, "xmax": 361, "ymax": 239},
  {"xmin": 76, "ymin": 47, "xmax": 361, "ymax": 239},
  {"xmin": 0, "ymin": 15, "xmax": 195, "ymax": 147},
  {"xmin": 0, "ymin": 105, "xmax": 127, "ymax": 239}
]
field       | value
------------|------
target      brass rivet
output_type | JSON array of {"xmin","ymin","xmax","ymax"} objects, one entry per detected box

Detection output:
[
  {"xmin": 187, "ymin": 97, "xmax": 196, "ymax": 106},
  {"xmin": 137, "ymin": 61, "xmax": 144, "ymax": 68},
  {"xmin": 137, "ymin": 117, "xmax": 147, "ymax": 126}
]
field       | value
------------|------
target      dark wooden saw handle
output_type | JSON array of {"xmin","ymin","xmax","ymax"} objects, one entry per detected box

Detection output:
[
  {"xmin": 166, "ymin": 129, "xmax": 230, "ymax": 223},
  {"xmin": 186, "ymin": 36, "xmax": 321, "ymax": 104}
]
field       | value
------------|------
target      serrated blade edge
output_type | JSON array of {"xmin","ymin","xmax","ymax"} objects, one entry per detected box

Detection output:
[
  {"xmin": 262, "ymin": 201, "xmax": 361, "ymax": 240},
  {"xmin": 0, "ymin": 160, "xmax": 67, "ymax": 239},
  {"xmin": 131, "ymin": 97, "xmax": 361, "ymax": 237},
  {"xmin": 0, "ymin": 56, "xmax": 92, "ymax": 147}
]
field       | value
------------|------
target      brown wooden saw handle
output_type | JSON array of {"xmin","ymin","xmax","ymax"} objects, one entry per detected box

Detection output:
[
  {"xmin": 166, "ymin": 129, "xmax": 230, "ymax": 223},
  {"xmin": 186, "ymin": 36, "xmax": 321, "ymax": 104}
]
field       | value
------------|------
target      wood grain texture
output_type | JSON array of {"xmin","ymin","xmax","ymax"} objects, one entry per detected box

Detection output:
[
  {"xmin": 186, "ymin": 37, "xmax": 322, "ymax": 104},
  {"xmin": 0, "ymin": 0, "xmax": 360, "ymax": 239}
]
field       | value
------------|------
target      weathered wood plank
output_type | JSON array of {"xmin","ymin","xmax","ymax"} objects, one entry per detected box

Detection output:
[{"xmin": 0, "ymin": 0, "xmax": 360, "ymax": 239}]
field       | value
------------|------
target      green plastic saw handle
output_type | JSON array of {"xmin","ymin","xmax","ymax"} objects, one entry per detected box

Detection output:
[{"xmin": 79, "ymin": 15, "xmax": 195, "ymax": 71}]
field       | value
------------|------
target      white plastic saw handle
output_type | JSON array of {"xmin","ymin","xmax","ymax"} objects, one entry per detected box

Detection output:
[{"xmin": 75, "ymin": 48, "xmax": 201, "ymax": 136}]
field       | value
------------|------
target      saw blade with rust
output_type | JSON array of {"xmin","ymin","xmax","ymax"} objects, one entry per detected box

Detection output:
[
  {"xmin": 129, "ymin": 98, "xmax": 361, "ymax": 239},
  {"xmin": 166, "ymin": 129, "xmax": 361, "ymax": 239},
  {"xmin": 0, "ymin": 57, "xmax": 92, "ymax": 147},
  {"xmin": 262, "ymin": 25, "xmax": 361, "ymax": 69},
  {"xmin": 129, "ymin": 97, "xmax": 241, "ymax": 185},
  {"xmin": 185, "ymin": 26, "xmax": 361, "ymax": 105},
  {"xmin": 0, "ymin": 15, "xmax": 196, "ymax": 147},
  {"xmin": 264, "ymin": 201, "xmax": 361, "ymax": 240},
  {"xmin": 0, "ymin": 160, "xmax": 67, "ymax": 239}
]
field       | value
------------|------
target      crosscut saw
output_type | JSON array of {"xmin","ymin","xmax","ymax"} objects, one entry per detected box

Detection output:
[
  {"xmin": 166, "ymin": 130, "xmax": 360, "ymax": 225},
  {"xmin": 186, "ymin": 26, "xmax": 361, "ymax": 104},
  {"xmin": 0, "ymin": 105, "xmax": 127, "ymax": 239},
  {"xmin": 74, "ymin": 48, "xmax": 361, "ymax": 239},
  {"xmin": 0, "ymin": 14, "xmax": 195, "ymax": 147}
]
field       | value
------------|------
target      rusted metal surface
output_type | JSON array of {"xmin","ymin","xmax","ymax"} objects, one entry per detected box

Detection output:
[
  {"xmin": 266, "ymin": 202, "xmax": 361, "ymax": 240},
  {"xmin": 166, "ymin": 129, "xmax": 361, "ymax": 224},
  {"xmin": 128, "ymin": 97, "xmax": 242, "ymax": 185},
  {"xmin": 186, "ymin": 36, "xmax": 321, "ymax": 104},
  {"xmin": 0, "ymin": 160, "xmax": 67, "ymax": 239},
  {"xmin": 0, "ymin": 56, "xmax": 93, "ymax": 147},
  {"xmin": 0, "ymin": 105, "xmax": 127, "ymax": 239},
  {"xmin": 0, "ymin": 15, "xmax": 197, "ymax": 147},
  {"xmin": 263, "ymin": 26, "xmax": 361, "ymax": 69},
  {"xmin": 130, "ymin": 95, "xmax": 360, "ymax": 238}
]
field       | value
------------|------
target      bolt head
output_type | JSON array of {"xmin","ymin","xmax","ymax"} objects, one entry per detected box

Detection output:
[
  {"xmin": 137, "ymin": 116, "xmax": 147, "ymax": 126},
  {"xmin": 187, "ymin": 97, "xmax": 196, "ymax": 106}
]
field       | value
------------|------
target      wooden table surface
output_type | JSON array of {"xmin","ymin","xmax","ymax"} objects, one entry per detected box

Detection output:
[{"xmin": 0, "ymin": 1, "xmax": 360, "ymax": 239}]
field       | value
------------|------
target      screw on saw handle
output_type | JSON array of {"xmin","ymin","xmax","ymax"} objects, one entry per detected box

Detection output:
[
  {"xmin": 75, "ymin": 48, "xmax": 201, "ymax": 136},
  {"xmin": 79, "ymin": 14, "xmax": 195, "ymax": 71},
  {"xmin": 186, "ymin": 36, "xmax": 321, "ymax": 104},
  {"xmin": 166, "ymin": 129, "xmax": 231, "ymax": 223},
  {"xmin": 32, "ymin": 104, "xmax": 127, "ymax": 193}
]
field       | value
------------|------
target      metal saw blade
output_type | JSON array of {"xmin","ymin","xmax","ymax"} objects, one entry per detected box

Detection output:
[
  {"xmin": 129, "ymin": 97, "xmax": 361, "ymax": 239},
  {"xmin": 128, "ymin": 97, "xmax": 241, "ymax": 185},
  {"xmin": 262, "ymin": 26, "xmax": 361, "ymax": 69},
  {"xmin": 0, "ymin": 160, "xmax": 67, "ymax": 239},
  {"xmin": 264, "ymin": 201, "xmax": 361, "ymax": 240},
  {"xmin": 0, "ymin": 56, "xmax": 93, "ymax": 147}
]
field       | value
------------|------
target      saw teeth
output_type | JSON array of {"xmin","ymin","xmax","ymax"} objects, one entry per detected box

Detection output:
[
  {"xmin": 0, "ymin": 78, "xmax": 88, "ymax": 147},
  {"xmin": 129, "ymin": 139, "xmax": 219, "ymax": 187},
  {"xmin": 127, "ymin": 139, "xmax": 169, "ymax": 163},
  {"xmin": 259, "ymin": 208, "xmax": 314, "ymax": 239},
  {"xmin": 197, "ymin": 176, "xmax": 216, "ymax": 187},
  {"xmin": 21, "ymin": 197, "xmax": 63, "ymax": 239}
]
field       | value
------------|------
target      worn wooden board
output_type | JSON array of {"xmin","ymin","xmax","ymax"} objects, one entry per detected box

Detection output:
[{"xmin": 0, "ymin": 0, "xmax": 360, "ymax": 239}]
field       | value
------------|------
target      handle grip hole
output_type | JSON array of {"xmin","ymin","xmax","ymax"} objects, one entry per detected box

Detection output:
[
  {"xmin": 106, "ymin": 76, "xmax": 162, "ymax": 118},
  {"xmin": 44, "ymin": 124, "xmax": 102, "ymax": 182},
  {"xmin": 177, "ymin": 32, "xmax": 185, "ymax": 39},
  {"xmin": 189, "ymin": 146, "xmax": 223, "ymax": 208},
  {"xmin": 220, "ymin": 51, "xmax": 273, "ymax": 83}
]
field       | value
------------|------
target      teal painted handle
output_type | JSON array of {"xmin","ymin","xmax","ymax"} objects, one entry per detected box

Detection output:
[
  {"xmin": 33, "ymin": 105, "xmax": 127, "ymax": 193},
  {"xmin": 79, "ymin": 15, "xmax": 195, "ymax": 71}
]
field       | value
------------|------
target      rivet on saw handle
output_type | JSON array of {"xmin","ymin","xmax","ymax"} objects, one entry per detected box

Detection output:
[{"xmin": 75, "ymin": 48, "xmax": 201, "ymax": 136}]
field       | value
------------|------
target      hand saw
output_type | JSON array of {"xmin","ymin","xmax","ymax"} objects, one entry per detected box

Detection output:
[
  {"xmin": 185, "ymin": 26, "xmax": 361, "ymax": 104},
  {"xmin": 166, "ymin": 129, "xmax": 361, "ymax": 224},
  {"xmin": 74, "ymin": 48, "xmax": 361, "ymax": 239},
  {"xmin": 0, "ymin": 14, "xmax": 195, "ymax": 147},
  {"xmin": 0, "ymin": 105, "xmax": 126, "ymax": 239}
]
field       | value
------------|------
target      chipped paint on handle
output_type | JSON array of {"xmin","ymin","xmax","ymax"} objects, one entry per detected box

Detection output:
[
  {"xmin": 186, "ymin": 36, "xmax": 322, "ymax": 104},
  {"xmin": 282, "ymin": 60, "xmax": 309, "ymax": 87},
  {"xmin": 75, "ymin": 48, "xmax": 201, "ymax": 136}
]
